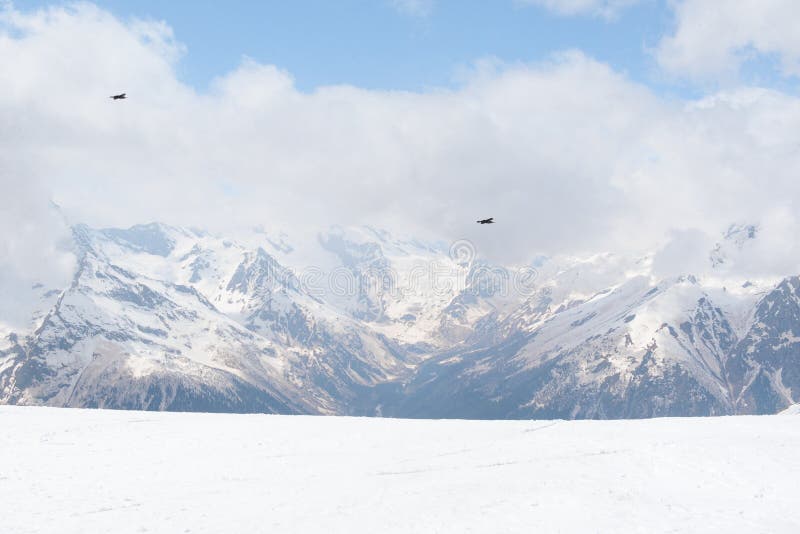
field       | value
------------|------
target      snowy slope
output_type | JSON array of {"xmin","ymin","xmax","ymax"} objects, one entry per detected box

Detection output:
[
  {"xmin": 2, "ymin": 220, "xmax": 800, "ymax": 417},
  {"xmin": 1, "ymin": 405, "xmax": 798, "ymax": 534},
  {"xmin": 389, "ymin": 237, "xmax": 799, "ymax": 419},
  {"xmin": 0, "ymin": 223, "xmax": 433, "ymax": 414}
]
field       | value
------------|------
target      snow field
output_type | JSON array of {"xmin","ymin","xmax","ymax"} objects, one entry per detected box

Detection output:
[{"xmin": 1, "ymin": 406, "xmax": 799, "ymax": 533}]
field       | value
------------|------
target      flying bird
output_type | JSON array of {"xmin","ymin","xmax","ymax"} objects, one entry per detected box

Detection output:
[
  {"xmin": 110, "ymin": 93, "xmax": 127, "ymax": 100},
  {"xmin": 476, "ymin": 217, "xmax": 495, "ymax": 225}
]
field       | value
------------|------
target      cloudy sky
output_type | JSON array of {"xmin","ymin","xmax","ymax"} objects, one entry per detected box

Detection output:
[{"xmin": 2, "ymin": 0, "xmax": 800, "ymax": 278}]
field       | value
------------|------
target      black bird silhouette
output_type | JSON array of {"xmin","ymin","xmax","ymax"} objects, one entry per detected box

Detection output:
[
  {"xmin": 110, "ymin": 93, "xmax": 127, "ymax": 100},
  {"xmin": 476, "ymin": 217, "xmax": 495, "ymax": 224}
]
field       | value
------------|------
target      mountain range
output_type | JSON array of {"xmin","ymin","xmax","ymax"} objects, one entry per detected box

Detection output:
[{"xmin": 2, "ymin": 221, "xmax": 798, "ymax": 418}]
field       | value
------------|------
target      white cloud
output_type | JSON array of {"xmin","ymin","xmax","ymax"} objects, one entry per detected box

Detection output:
[
  {"xmin": 0, "ymin": 182, "xmax": 76, "ymax": 331},
  {"xmin": 517, "ymin": 0, "xmax": 639, "ymax": 18},
  {"xmin": 651, "ymin": 228, "xmax": 715, "ymax": 279},
  {"xmin": 389, "ymin": 0, "xmax": 434, "ymax": 17},
  {"xmin": 657, "ymin": 0, "xmax": 800, "ymax": 82},
  {"xmin": 2, "ymin": 2, "xmax": 800, "ymax": 281}
]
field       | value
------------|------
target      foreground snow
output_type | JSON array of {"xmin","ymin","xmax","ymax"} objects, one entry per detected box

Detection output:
[{"xmin": 1, "ymin": 407, "xmax": 798, "ymax": 533}]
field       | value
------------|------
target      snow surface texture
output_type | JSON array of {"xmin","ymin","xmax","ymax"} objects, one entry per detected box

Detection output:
[
  {"xmin": 1, "ymin": 405, "xmax": 799, "ymax": 534},
  {"xmin": 781, "ymin": 404, "xmax": 800, "ymax": 415}
]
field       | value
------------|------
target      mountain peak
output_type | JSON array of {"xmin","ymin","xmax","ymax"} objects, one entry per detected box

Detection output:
[
  {"xmin": 3, "ymin": 221, "xmax": 800, "ymax": 418},
  {"xmin": 710, "ymin": 222, "xmax": 759, "ymax": 269}
]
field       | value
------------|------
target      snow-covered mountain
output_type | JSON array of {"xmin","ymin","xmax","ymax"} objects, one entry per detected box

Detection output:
[{"xmin": 2, "ymin": 220, "xmax": 799, "ymax": 418}]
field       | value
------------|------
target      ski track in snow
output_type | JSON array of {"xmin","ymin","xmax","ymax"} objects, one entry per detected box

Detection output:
[{"xmin": 1, "ymin": 406, "xmax": 799, "ymax": 533}]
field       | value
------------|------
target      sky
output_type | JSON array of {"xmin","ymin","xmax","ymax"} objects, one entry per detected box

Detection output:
[
  {"xmin": 12, "ymin": 0, "xmax": 677, "ymax": 93},
  {"xmin": 2, "ymin": 0, "xmax": 800, "ymax": 294}
]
